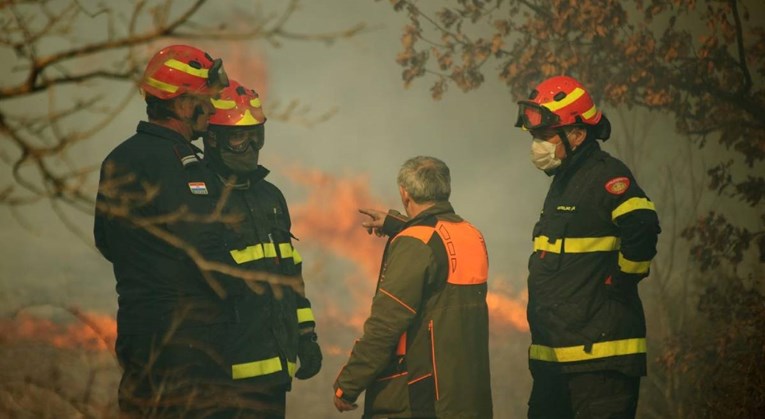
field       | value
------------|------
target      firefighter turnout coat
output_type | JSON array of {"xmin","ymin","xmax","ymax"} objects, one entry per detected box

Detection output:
[
  {"xmin": 527, "ymin": 140, "xmax": 660, "ymax": 377},
  {"xmin": 334, "ymin": 202, "xmax": 493, "ymax": 419},
  {"xmin": 217, "ymin": 166, "xmax": 315, "ymax": 387},
  {"xmin": 95, "ymin": 121, "xmax": 243, "ymax": 336}
]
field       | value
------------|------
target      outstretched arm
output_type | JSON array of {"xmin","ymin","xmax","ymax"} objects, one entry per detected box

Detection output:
[{"xmin": 358, "ymin": 208, "xmax": 409, "ymax": 237}]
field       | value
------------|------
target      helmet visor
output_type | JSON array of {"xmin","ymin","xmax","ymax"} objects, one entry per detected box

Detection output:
[
  {"xmin": 517, "ymin": 101, "xmax": 560, "ymax": 130},
  {"xmin": 208, "ymin": 58, "xmax": 230, "ymax": 91}
]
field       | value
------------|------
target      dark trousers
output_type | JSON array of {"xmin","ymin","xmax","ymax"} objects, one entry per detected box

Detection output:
[
  {"xmin": 117, "ymin": 326, "xmax": 231, "ymax": 418},
  {"xmin": 117, "ymin": 327, "xmax": 289, "ymax": 418},
  {"xmin": 528, "ymin": 370, "xmax": 640, "ymax": 419},
  {"xmin": 208, "ymin": 384, "xmax": 287, "ymax": 419}
]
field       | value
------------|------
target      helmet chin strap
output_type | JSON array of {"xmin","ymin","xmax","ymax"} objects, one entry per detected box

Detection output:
[
  {"xmin": 545, "ymin": 127, "xmax": 574, "ymax": 176},
  {"xmin": 187, "ymin": 104, "xmax": 207, "ymax": 139},
  {"xmin": 191, "ymin": 104, "xmax": 205, "ymax": 120},
  {"xmin": 556, "ymin": 127, "xmax": 574, "ymax": 157}
]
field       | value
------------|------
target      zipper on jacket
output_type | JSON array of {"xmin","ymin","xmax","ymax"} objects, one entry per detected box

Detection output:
[
  {"xmin": 268, "ymin": 233, "xmax": 281, "ymax": 265},
  {"xmin": 429, "ymin": 319, "xmax": 440, "ymax": 400}
]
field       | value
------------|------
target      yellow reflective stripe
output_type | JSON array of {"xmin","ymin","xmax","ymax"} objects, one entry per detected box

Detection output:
[
  {"xmin": 230, "ymin": 243, "xmax": 301, "ymax": 264},
  {"xmin": 297, "ymin": 308, "xmax": 315, "ymax": 324},
  {"xmin": 612, "ymin": 197, "xmax": 656, "ymax": 221},
  {"xmin": 236, "ymin": 109, "xmax": 261, "ymax": 125},
  {"xmin": 232, "ymin": 356, "xmax": 283, "ymax": 379},
  {"xmin": 210, "ymin": 98, "xmax": 236, "ymax": 109},
  {"xmin": 278, "ymin": 243, "xmax": 293, "ymax": 258},
  {"xmin": 277, "ymin": 243, "xmax": 302, "ymax": 264},
  {"xmin": 529, "ymin": 338, "xmax": 646, "ymax": 363},
  {"xmin": 229, "ymin": 243, "xmax": 275, "ymax": 264},
  {"xmin": 618, "ymin": 252, "xmax": 651, "ymax": 274},
  {"xmin": 534, "ymin": 236, "xmax": 562, "ymax": 253},
  {"xmin": 263, "ymin": 243, "xmax": 277, "ymax": 258},
  {"xmin": 145, "ymin": 77, "xmax": 178, "ymax": 93},
  {"xmin": 164, "ymin": 58, "xmax": 209, "ymax": 78},
  {"xmin": 250, "ymin": 97, "xmax": 262, "ymax": 108},
  {"xmin": 542, "ymin": 87, "xmax": 585, "ymax": 111},
  {"xmin": 287, "ymin": 361, "xmax": 297, "ymax": 377},
  {"xmin": 292, "ymin": 248, "xmax": 302, "ymax": 264},
  {"xmin": 230, "ymin": 244, "xmax": 265, "ymax": 264},
  {"xmin": 582, "ymin": 105, "xmax": 598, "ymax": 119},
  {"xmin": 533, "ymin": 236, "xmax": 620, "ymax": 254}
]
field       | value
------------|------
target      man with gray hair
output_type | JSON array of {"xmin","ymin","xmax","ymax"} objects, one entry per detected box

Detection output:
[{"xmin": 333, "ymin": 156, "xmax": 493, "ymax": 418}]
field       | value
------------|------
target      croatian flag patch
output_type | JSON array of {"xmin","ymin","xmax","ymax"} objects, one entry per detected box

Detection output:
[{"xmin": 188, "ymin": 182, "xmax": 208, "ymax": 195}]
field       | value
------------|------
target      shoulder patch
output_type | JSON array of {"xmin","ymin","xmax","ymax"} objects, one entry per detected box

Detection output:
[
  {"xmin": 605, "ymin": 177, "xmax": 630, "ymax": 195},
  {"xmin": 188, "ymin": 182, "xmax": 208, "ymax": 195}
]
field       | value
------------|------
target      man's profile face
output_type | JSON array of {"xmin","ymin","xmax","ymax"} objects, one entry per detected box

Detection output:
[
  {"xmin": 530, "ymin": 129, "xmax": 565, "ymax": 160},
  {"xmin": 185, "ymin": 93, "xmax": 216, "ymax": 134},
  {"xmin": 529, "ymin": 127, "xmax": 586, "ymax": 160}
]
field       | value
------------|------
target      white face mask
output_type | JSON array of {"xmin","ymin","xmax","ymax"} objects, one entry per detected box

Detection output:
[{"xmin": 530, "ymin": 138, "xmax": 562, "ymax": 171}]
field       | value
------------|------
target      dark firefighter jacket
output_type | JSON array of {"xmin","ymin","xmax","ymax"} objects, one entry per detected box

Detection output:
[
  {"xmin": 215, "ymin": 166, "xmax": 315, "ymax": 386},
  {"xmin": 94, "ymin": 121, "xmax": 244, "ymax": 336},
  {"xmin": 527, "ymin": 140, "xmax": 660, "ymax": 377},
  {"xmin": 334, "ymin": 202, "xmax": 493, "ymax": 419}
]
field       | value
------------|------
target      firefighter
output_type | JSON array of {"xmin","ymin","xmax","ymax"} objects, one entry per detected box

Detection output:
[
  {"xmin": 203, "ymin": 80, "xmax": 322, "ymax": 418},
  {"xmin": 334, "ymin": 156, "xmax": 493, "ymax": 418},
  {"xmin": 94, "ymin": 45, "xmax": 240, "ymax": 416},
  {"xmin": 516, "ymin": 75, "xmax": 661, "ymax": 418}
]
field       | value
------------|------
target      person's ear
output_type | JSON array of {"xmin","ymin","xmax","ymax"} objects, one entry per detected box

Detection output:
[
  {"xmin": 569, "ymin": 127, "xmax": 587, "ymax": 148},
  {"xmin": 399, "ymin": 186, "xmax": 412, "ymax": 212},
  {"xmin": 171, "ymin": 96, "xmax": 194, "ymax": 118}
]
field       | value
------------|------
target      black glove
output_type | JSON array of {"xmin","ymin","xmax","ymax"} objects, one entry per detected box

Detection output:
[{"xmin": 295, "ymin": 332, "xmax": 322, "ymax": 380}]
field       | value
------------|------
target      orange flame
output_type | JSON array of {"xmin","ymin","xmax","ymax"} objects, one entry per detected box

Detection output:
[
  {"xmin": 487, "ymin": 289, "xmax": 529, "ymax": 332},
  {"xmin": 287, "ymin": 165, "xmax": 388, "ymax": 280},
  {"xmin": 284, "ymin": 166, "xmax": 389, "ymax": 341},
  {"xmin": 0, "ymin": 311, "xmax": 116, "ymax": 352}
]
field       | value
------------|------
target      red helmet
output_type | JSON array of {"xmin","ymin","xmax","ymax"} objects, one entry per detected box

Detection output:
[
  {"xmin": 208, "ymin": 80, "xmax": 267, "ymax": 126},
  {"xmin": 515, "ymin": 76, "xmax": 602, "ymax": 130},
  {"xmin": 141, "ymin": 44, "xmax": 229, "ymax": 100}
]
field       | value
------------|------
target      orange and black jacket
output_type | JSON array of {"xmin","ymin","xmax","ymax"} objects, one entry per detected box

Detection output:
[
  {"xmin": 527, "ymin": 140, "xmax": 660, "ymax": 377},
  {"xmin": 215, "ymin": 166, "xmax": 315, "ymax": 387},
  {"xmin": 334, "ymin": 202, "xmax": 493, "ymax": 418}
]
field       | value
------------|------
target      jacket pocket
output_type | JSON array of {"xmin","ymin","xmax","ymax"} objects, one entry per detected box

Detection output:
[
  {"xmin": 531, "ymin": 214, "xmax": 570, "ymax": 274},
  {"xmin": 366, "ymin": 371, "xmax": 409, "ymax": 417},
  {"xmin": 407, "ymin": 372, "xmax": 436, "ymax": 414}
]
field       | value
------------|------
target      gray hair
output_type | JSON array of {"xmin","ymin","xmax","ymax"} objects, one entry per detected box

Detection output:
[{"xmin": 397, "ymin": 156, "xmax": 451, "ymax": 204}]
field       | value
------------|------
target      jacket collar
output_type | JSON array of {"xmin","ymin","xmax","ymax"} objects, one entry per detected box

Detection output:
[
  {"xmin": 403, "ymin": 201, "xmax": 455, "ymax": 227},
  {"xmin": 137, "ymin": 121, "xmax": 189, "ymax": 145},
  {"xmin": 216, "ymin": 165, "xmax": 270, "ymax": 190},
  {"xmin": 555, "ymin": 139, "xmax": 600, "ymax": 178}
]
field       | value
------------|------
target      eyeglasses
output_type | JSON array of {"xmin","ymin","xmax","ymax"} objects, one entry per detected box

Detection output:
[{"xmin": 516, "ymin": 101, "xmax": 560, "ymax": 130}]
